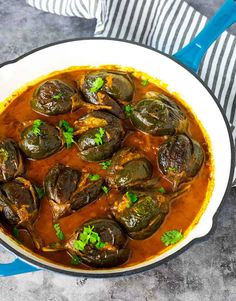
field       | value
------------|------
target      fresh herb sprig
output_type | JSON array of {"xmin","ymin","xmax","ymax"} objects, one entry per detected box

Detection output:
[
  {"xmin": 168, "ymin": 166, "xmax": 177, "ymax": 172},
  {"xmin": 73, "ymin": 225, "xmax": 105, "ymax": 252},
  {"xmin": 124, "ymin": 104, "xmax": 132, "ymax": 117},
  {"xmin": 158, "ymin": 187, "xmax": 166, "ymax": 194},
  {"xmin": 70, "ymin": 254, "xmax": 81, "ymax": 265},
  {"xmin": 141, "ymin": 79, "xmax": 149, "ymax": 86},
  {"xmin": 53, "ymin": 92, "xmax": 64, "ymax": 100},
  {"xmin": 90, "ymin": 77, "xmax": 104, "ymax": 93},
  {"xmin": 53, "ymin": 223, "xmax": 65, "ymax": 241},
  {"xmin": 94, "ymin": 127, "xmax": 105, "ymax": 146},
  {"xmin": 88, "ymin": 174, "xmax": 100, "ymax": 181},
  {"xmin": 161, "ymin": 230, "xmax": 183, "ymax": 246},
  {"xmin": 126, "ymin": 191, "xmax": 138, "ymax": 208},
  {"xmin": 102, "ymin": 185, "xmax": 109, "ymax": 194},
  {"xmin": 12, "ymin": 226, "xmax": 19, "ymax": 238},
  {"xmin": 59, "ymin": 120, "xmax": 75, "ymax": 149},
  {"xmin": 31, "ymin": 119, "xmax": 45, "ymax": 136},
  {"xmin": 99, "ymin": 160, "xmax": 112, "ymax": 170},
  {"xmin": 34, "ymin": 185, "xmax": 45, "ymax": 199}
]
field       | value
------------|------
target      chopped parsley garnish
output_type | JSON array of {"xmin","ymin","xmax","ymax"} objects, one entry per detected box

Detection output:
[
  {"xmin": 141, "ymin": 79, "xmax": 149, "ymax": 86},
  {"xmin": 53, "ymin": 92, "xmax": 64, "ymax": 100},
  {"xmin": 70, "ymin": 254, "xmax": 81, "ymax": 265},
  {"xmin": 94, "ymin": 127, "xmax": 105, "ymax": 146},
  {"xmin": 13, "ymin": 226, "xmax": 19, "ymax": 238},
  {"xmin": 90, "ymin": 77, "xmax": 104, "ymax": 93},
  {"xmin": 73, "ymin": 225, "xmax": 105, "ymax": 252},
  {"xmin": 99, "ymin": 160, "xmax": 112, "ymax": 170},
  {"xmin": 168, "ymin": 166, "xmax": 177, "ymax": 172},
  {"xmin": 102, "ymin": 185, "xmax": 109, "ymax": 194},
  {"xmin": 53, "ymin": 223, "xmax": 65, "ymax": 241},
  {"xmin": 158, "ymin": 187, "xmax": 166, "ymax": 194},
  {"xmin": 59, "ymin": 120, "xmax": 75, "ymax": 149},
  {"xmin": 34, "ymin": 185, "xmax": 45, "ymax": 199},
  {"xmin": 161, "ymin": 230, "xmax": 183, "ymax": 246},
  {"xmin": 0, "ymin": 148, "xmax": 9, "ymax": 163},
  {"xmin": 88, "ymin": 174, "xmax": 100, "ymax": 181},
  {"xmin": 31, "ymin": 119, "xmax": 44, "ymax": 136},
  {"xmin": 126, "ymin": 191, "xmax": 138, "ymax": 208},
  {"xmin": 124, "ymin": 104, "xmax": 132, "ymax": 117}
]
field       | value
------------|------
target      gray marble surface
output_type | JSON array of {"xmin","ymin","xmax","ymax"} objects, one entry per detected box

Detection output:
[{"xmin": 0, "ymin": 1, "xmax": 236, "ymax": 300}]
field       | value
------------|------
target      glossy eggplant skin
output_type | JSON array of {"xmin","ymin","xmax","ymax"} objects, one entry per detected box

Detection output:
[
  {"xmin": 130, "ymin": 92, "xmax": 188, "ymax": 136},
  {"xmin": 19, "ymin": 122, "xmax": 63, "ymax": 160},
  {"xmin": 80, "ymin": 71, "xmax": 134, "ymax": 118},
  {"xmin": 66, "ymin": 219, "xmax": 130, "ymax": 268},
  {"xmin": 76, "ymin": 111, "xmax": 124, "ymax": 162},
  {"xmin": 0, "ymin": 139, "xmax": 24, "ymax": 182},
  {"xmin": 31, "ymin": 80, "xmax": 78, "ymax": 116},
  {"xmin": 45, "ymin": 164, "xmax": 81, "ymax": 204},
  {"xmin": 44, "ymin": 164, "xmax": 103, "ymax": 220},
  {"xmin": 0, "ymin": 177, "xmax": 38, "ymax": 226},
  {"xmin": 158, "ymin": 134, "xmax": 204, "ymax": 188},
  {"xmin": 107, "ymin": 147, "xmax": 153, "ymax": 189},
  {"xmin": 70, "ymin": 178, "xmax": 103, "ymax": 211},
  {"xmin": 111, "ymin": 190, "xmax": 169, "ymax": 240}
]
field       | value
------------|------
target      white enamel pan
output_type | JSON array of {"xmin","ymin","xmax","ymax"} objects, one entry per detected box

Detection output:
[{"xmin": 0, "ymin": 0, "xmax": 235, "ymax": 277}]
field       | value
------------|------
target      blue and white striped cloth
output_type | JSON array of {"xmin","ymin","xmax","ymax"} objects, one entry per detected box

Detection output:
[{"xmin": 26, "ymin": 0, "xmax": 236, "ymax": 185}]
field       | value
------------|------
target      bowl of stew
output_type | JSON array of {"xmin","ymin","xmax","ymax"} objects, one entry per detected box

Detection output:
[{"xmin": 0, "ymin": 39, "xmax": 234, "ymax": 277}]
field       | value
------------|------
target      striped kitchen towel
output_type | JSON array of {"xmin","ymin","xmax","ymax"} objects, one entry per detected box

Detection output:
[{"xmin": 26, "ymin": 0, "xmax": 236, "ymax": 184}]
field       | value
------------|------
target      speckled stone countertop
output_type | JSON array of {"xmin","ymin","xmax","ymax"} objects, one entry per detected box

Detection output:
[{"xmin": 0, "ymin": 1, "xmax": 236, "ymax": 300}]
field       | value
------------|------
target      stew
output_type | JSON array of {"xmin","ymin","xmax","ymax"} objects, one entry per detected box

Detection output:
[{"xmin": 0, "ymin": 66, "xmax": 213, "ymax": 269}]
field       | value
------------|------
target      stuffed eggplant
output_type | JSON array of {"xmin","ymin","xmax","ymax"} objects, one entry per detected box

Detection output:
[
  {"xmin": 107, "ymin": 147, "xmax": 153, "ymax": 189},
  {"xmin": 80, "ymin": 71, "xmax": 134, "ymax": 118},
  {"xmin": 44, "ymin": 164, "xmax": 103, "ymax": 221},
  {"xmin": 158, "ymin": 134, "xmax": 204, "ymax": 189},
  {"xmin": 44, "ymin": 219, "xmax": 130, "ymax": 268},
  {"xmin": 0, "ymin": 177, "xmax": 41, "ymax": 248},
  {"xmin": 19, "ymin": 120, "xmax": 63, "ymax": 160},
  {"xmin": 75, "ymin": 111, "xmax": 124, "ymax": 162},
  {"xmin": 31, "ymin": 79, "xmax": 78, "ymax": 116},
  {"xmin": 112, "ymin": 188, "xmax": 187, "ymax": 240},
  {"xmin": 130, "ymin": 92, "xmax": 188, "ymax": 136},
  {"xmin": 0, "ymin": 139, "xmax": 24, "ymax": 182}
]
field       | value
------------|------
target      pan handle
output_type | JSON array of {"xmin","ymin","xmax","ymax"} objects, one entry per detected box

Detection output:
[
  {"xmin": 173, "ymin": 0, "xmax": 236, "ymax": 72},
  {"xmin": 0, "ymin": 251, "xmax": 40, "ymax": 277}
]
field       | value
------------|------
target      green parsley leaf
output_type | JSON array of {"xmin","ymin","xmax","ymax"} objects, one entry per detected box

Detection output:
[
  {"xmin": 168, "ymin": 166, "xmax": 177, "ymax": 172},
  {"xmin": 73, "ymin": 240, "xmax": 86, "ymax": 251},
  {"xmin": 73, "ymin": 225, "xmax": 105, "ymax": 252},
  {"xmin": 124, "ymin": 104, "xmax": 132, "ymax": 117},
  {"xmin": 34, "ymin": 185, "xmax": 45, "ymax": 199},
  {"xmin": 70, "ymin": 254, "xmax": 81, "ymax": 265},
  {"xmin": 13, "ymin": 226, "xmax": 19, "ymax": 238},
  {"xmin": 141, "ymin": 79, "xmax": 149, "ymax": 86},
  {"xmin": 58, "ymin": 119, "xmax": 75, "ymax": 148},
  {"xmin": 102, "ymin": 185, "xmax": 109, "ymax": 194},
  {"xmin": 158, "ymin": 187, "xmax": 166, "ymax": 194},
  {"xmin": 126, "ymin": 191, "xmax": 138, "ymax": 203},
  {"xmin": 161, "ymin": 230, "xmax": 183, "ymax": 246},
  {"xmin": 53, "ymin": 92, "xmax": 64, "ymax": 100},
  {"xmin": 94, "ymin": 127, "xmax": 105, "ymax": 146},
  {"xmin": 88, "ymin": 174, "xmax": 100, "ymax": 181},
  {"xmin": 99, "ymin": 160, "xmax": 112, "ymax": 170},
  {"xmin": 126, "ymin": 191, "xmax": 138, "ymax": 208},
  {"xmin": 31, "ymin": 119, "xmax": 44, "ymax": 136},
  {"xmin": 0, "ymin": 148, "xmax": 9, "ymax": 163},
  {"xmin": 53, "ymin": 223, "xmax": 65, "ymax": 241},
  {"xmin": 90, "ymin": 77, "xmax": 104, "ymax": 93}
]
